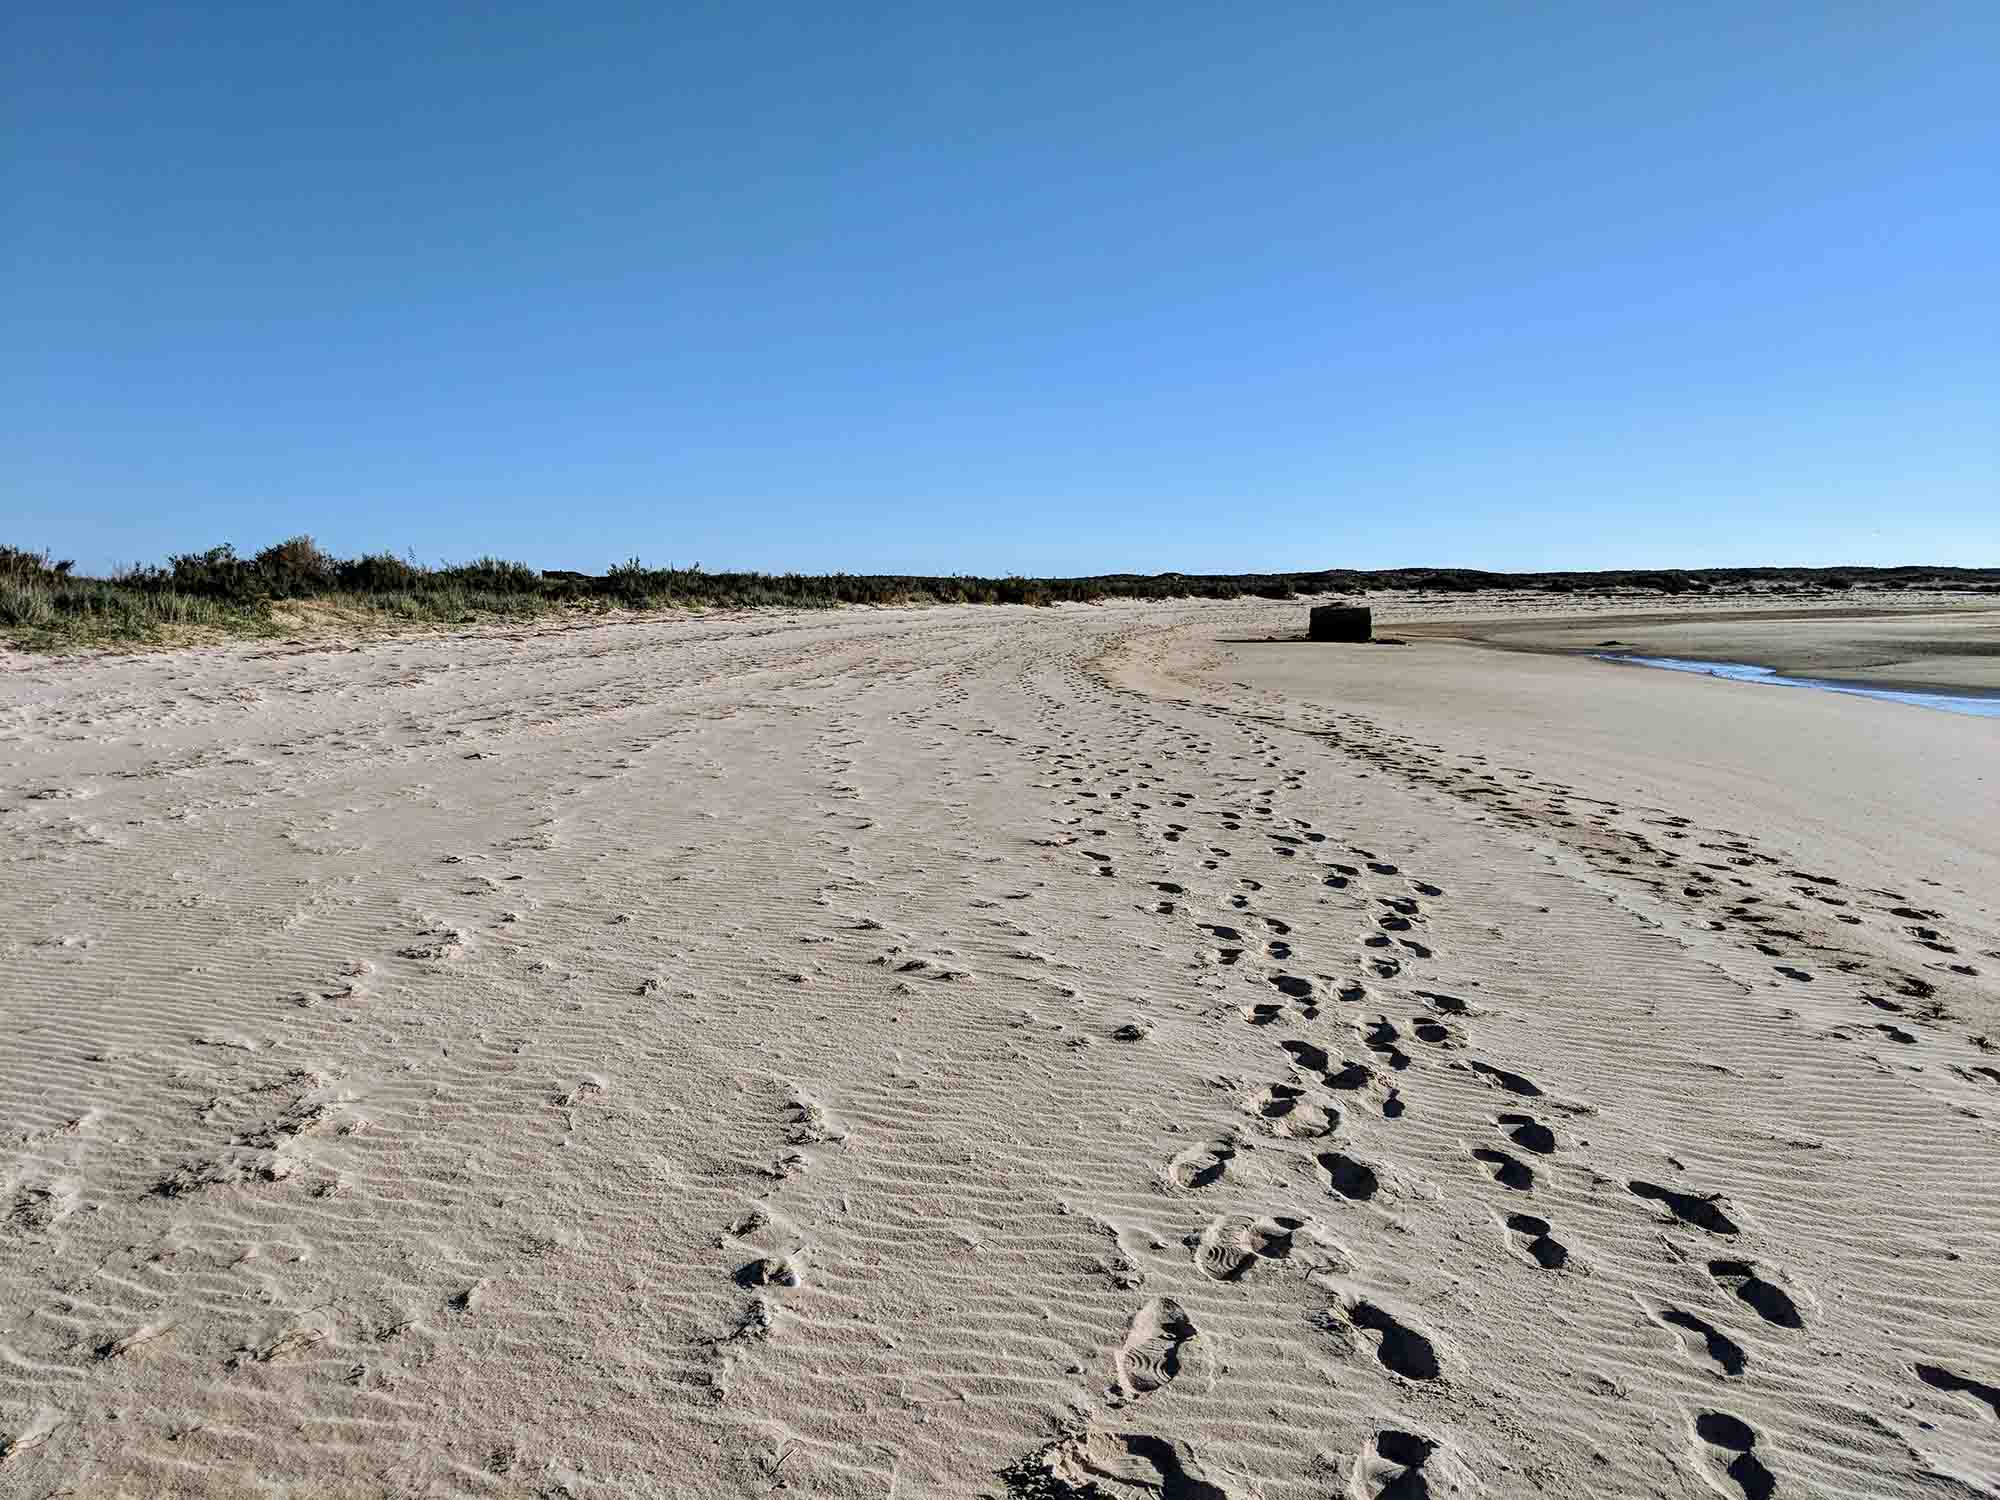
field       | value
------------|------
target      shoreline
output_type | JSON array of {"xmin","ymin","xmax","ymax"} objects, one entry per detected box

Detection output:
[
  {"xmin": 1391, "ymin": 602, "xmax": 2000, "ymax": 697},
  {"xmin": 1590, "ymin": 650, "xmax": 2000, "ymax": 713}
]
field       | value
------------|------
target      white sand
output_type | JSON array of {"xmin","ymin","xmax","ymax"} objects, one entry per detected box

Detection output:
[{"xmin": 3, "ymin": 597, "xmax": 1996, "ymax": 1498}]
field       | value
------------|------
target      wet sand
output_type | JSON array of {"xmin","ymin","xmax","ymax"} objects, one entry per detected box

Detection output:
[{"xmin": 1393, "ymin": 604, "xmax": 2000, "ymax": 693}]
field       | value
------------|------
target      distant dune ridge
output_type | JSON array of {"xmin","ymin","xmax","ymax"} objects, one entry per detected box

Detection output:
[
  {"xmin": 4, "ymin": 537, "xmax": 1998, "ymax": 647},
  {"xmin": 1, "ymin": 590, "xmax": 1995, "ymax": 1496}
]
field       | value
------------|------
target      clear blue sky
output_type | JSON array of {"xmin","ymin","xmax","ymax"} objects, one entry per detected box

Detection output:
[{"xmin": 6, "ymin": 2, "xmax": 1995, "ymax": 576}]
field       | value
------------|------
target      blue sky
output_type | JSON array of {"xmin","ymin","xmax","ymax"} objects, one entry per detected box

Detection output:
[{"xmin": 6, "ymin": 2, "xmax": 1995, "ymax": 575}]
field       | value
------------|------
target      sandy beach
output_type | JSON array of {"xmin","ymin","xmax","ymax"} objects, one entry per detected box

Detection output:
[{"xmin": 4, "ymin": 596, "xmax": 1997, "ymax": 1499}]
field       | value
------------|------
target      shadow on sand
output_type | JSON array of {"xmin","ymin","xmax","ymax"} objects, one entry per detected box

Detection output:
[{"xmin": 1214, "ymin": 636, "xmax": 1408, "ymax": 647}]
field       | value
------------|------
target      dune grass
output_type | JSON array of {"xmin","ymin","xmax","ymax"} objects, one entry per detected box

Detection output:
[
  {"xmin": 1, "ymin": 573, "xmax": 267, "ymax": 644},
  {"xmin": 4, "ymin": 540, "xmax": 1995, "ymax": 652}
]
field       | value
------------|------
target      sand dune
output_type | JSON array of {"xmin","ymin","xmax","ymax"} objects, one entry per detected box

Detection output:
[{"xmin": 3, "ymin": 598, "xmax": 1996, "ymax": 1498}]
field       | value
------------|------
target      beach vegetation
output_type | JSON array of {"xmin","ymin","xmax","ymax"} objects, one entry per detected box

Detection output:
[{"xmin": 4, "ymin": 540, "xmax": 1995, "ymax": 651}]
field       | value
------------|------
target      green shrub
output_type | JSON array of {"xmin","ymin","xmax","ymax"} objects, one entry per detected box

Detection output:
[
  {"xmin": 436, "ymin": 556, "xmax": 542, "ymax": 593},
  {"xmin": 335, "ymin": 551, "xmax": 425, "ymax": 592},
  {"xmin": 254, "ymin": 535, "xmax": 337, "ymax": 597}
]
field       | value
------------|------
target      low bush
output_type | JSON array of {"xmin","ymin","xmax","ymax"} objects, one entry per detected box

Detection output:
[{"xmin": 6, "ymin": 541, "xmax": 1997, "ymax": 649}]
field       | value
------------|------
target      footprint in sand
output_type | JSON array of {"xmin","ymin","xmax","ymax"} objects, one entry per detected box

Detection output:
[
  {"xmin": 1415, "ymin": 990, "xmax": 1481, "ymax": 1018},
  {"xmin": 1915, "ymin": 1362, "xmax": 2000, "ymax": 1419},
  {"xmin": 1496, "ymin": 1113, "xmax": 1556, "ymax": 1153},
  {"xmin": 1707, "ymin": 1260, "xmax": 1804, "ymax": 1329},
  {"xmin": 1191, "ymin": 1213, "xmax": 1305, "ymax": 1281},
  {"xmin": 1315, "ymin": 1151, "xmax": 1382, "ymax": 1202},
  {"xmin": 1242, "ymin": 1082, "xmax": 1337, "ymax": 1138},
  {"xmin": 1629, "ymin": 1181, "xmax": 1741, "ymax": 1236},
  {"xmin": 1352, "ymin": 1428, "xmax": 1467, "ymax": 1499},
  {"xmin": 727, "ymin": 1204, "xmax": 808, "ymax": 1290},
  {"xmin": 734, "ymin": 1253, "xmax": 804, "ymax": 1289},
  {"xmin": 1280, "ymin": 1038, "xmax": 1330, "ymax": 1072},
  {"xmin": 1363, "ymin": 1019, "xmax": 1411, "ymax": 1070},
  {"xmin": 1009, "ymin": 1432, "xmax": 1236, "ymax": 1500},
  {"xmin": 782, "ymin": 1090, "xmax": 848, "ymax": 1146},
  {"xmin": 1164, "ymin": 1136, "xmax": 1237, "ymax": 1192},
  {"xmin": 1322, "ymin": 1058, "xmax": 1375, "ymax": 1091},
  {"xmin": 1653, "ymin": 1306, "xmax": 1747, "ymax": 1376},
  {"xmin": 1472, "ymin": 1147, "xmax": 1533, "ymax": 1191},
  {"xmin": 1467, "ymin": 1059, "xmax": 1541, "ymax": 1097},
  {"xmin": 1410, "ymin": 1015, "xmax": 1455, "ymax": 1046},
  {"xmin": 1692, "ymin": 1412, "xmax": 1777, "ymax": 1499},
  {"xmin": 1503, "ymin": 1212, "xmax": 1568, "ymax": 1269},
  {"xmin": 1116, "ymin": 1296, "xmax": 1199, "ymax": 1399},
  {"xmin": 1324, "ymin": 1296, "xmax": 1442, "ymax": 1380}
]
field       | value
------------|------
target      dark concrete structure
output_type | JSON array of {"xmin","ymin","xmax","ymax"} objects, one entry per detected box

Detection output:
[{"xmin": 1308, "ymin": 604, "xmax": 1372, "ymax": 642}]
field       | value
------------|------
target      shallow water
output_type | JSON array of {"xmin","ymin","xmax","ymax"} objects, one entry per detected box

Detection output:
[{"xmin": 1592, "ymin": 654, "xmax": 2000, "ymax": 719}]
